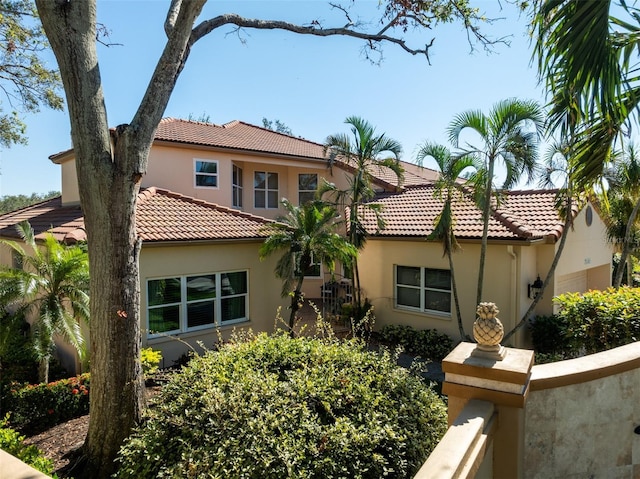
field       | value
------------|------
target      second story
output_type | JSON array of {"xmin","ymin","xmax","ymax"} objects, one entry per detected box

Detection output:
[{"xmin": 51, "ymin": 118, "xmax": 436, "ymax": 220}]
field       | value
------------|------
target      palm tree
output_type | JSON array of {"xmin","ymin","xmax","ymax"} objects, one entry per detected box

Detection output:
[
  {"xmin": 447, "ymin": 99, "xmax": 544, "ymax": 310},
  {"xmin": 415, "ymin": 142, "xmax": 479, "ymax": 340},
  {"xmin": 0, "ymin": 221, "xmax": 90, "ymax": 383},
  {"xmin": 259, "ymin": 199, "xmax": 357, "ymax": 333},
  {"xmin": 603, "ymin": 144, "xmax": 640, "ymax": 287},
  {"xmin": 323, "ymin": 116, "xmax": 403, "ymax": 317},
  {"xmin": 534, "ymin": 0, "xmax": 640, "ymax": 187}
]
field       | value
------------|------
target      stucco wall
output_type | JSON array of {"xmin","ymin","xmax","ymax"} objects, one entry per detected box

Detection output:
[
  {"xmin": 525, "ymin": 343, "xmax": 640, "ymax": 478},
  {"xmin": 60, "ymin": 158, "xmax": 80, "ymax": 205},
  {"xmin": 140, "ymin": 241, "xmax": 286, "ymax": 366}
]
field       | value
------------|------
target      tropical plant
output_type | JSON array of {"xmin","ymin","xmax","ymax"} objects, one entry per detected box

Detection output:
[
  {"xmin": 0, "ymin": 221, "xmax": 89, "ymax": 383},
  {"xmin": 602, "ymin": 143, "xmax": 640, "ymax": 287},
  {"xmin": 415, "ymin": 142, "xmax": 478, "ymax": 339},
  {"xmin": 447, "ymin": 98, "xmax": 544, "ymax": 311},
  {"xmin": 115, "ymin": 332, "xmax": 447, "ymax": 479},
  {"xmin": 323, "ymin": 116, "xmax": 403, "ymax": 317},
  {"xmin": 533, "ymin": 0, "xmax": 640, "ymax": 187},
  {"xmin": 260, "ymin": 199, "xmax": 357, "ymax": 332}
]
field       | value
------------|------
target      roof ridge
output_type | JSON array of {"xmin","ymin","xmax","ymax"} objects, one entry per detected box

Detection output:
[
  {"xmin": 146, "ymin": 187, "xmax": 274, "ymax": 225},
  {"xmin": 233, "ymin": 120, "xmax": 328, "ymax": 147},
  {"xmin": 506, "ymin": 188, "xmax": 559, "ymax": 196},
  {"xmin": 0, "ymin": 195, "xmax": 62, "ymax": 220}
]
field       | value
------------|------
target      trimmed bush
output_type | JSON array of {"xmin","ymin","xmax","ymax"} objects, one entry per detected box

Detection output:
[
  {"xmin": 141, "ymin": 347, "xmax": 162, "ymax": 378},
  {"xmin": 378, "ymin": 324, "xmax": 453, "ymax": 361},
  {"xmin": 116, "ymin": 333, "xmax": 447, "ymax": 478},
  {"xmin": 0, "ymin": 415, "xmax": 55, "ymax": 475},
  {"xmin": 4, "ymin": 374, "xmax": 90, "ymax": 434},
  {"xmin": 554, "ymin": 287, "xmax": 640, "ymax": 354}
]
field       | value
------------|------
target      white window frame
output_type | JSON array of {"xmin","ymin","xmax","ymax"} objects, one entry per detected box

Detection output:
[
  {"xmin": 394, "ymin": 265, "xmax": 451, "ymax": 315},
  {"xmin": 254, "ymin": 171, "xmax": 279, "ymax": 209},
  {"xmin": 232, "ymin": 164, "xmax": 243, "ymax": 208},
  {"xmin": 298, "ymin": 173, "xmax": 318, "ymax": 205},
  {"xmin": 295, "ymin": 251, "xmax": 322, "ymax": 279},
  {"xmin": 146, "ymin": 270, "xmax": 249, "ymax": 338},
  {"xmin": 194, "ymin": 159, "xmax": 219, "ymax": 189}
]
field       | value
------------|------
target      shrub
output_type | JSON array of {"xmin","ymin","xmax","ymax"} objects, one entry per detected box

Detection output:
[
  {"xmin": 4, "ymin": 374, "xmax": 90, "ymax": 434},
  {"xmin": 0, "ymin": 415, "xmax": 55, "ymax": 475},
  {"xmin": 140, "ymin": 347, "xmax": 162, "ymax": 377},
  {"xmin": 554, "ymin": 287, "xmax": 640, "ymax": 354},
  {"xmin": 378, "ymin": 324, "xmax": 453, "ymax": 361},
  {"xmin": 116, "ymin": 333, "xmax": 447, "ymax": 479}
]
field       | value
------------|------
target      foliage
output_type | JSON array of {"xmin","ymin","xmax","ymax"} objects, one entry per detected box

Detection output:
[
  {"xmin": 0, "ymin": 312, "xmax": 38, "ymax": 384},
  {"xmin": 554, "ymin": 287, "xmax": 640, "ymax": 354},
  {"xmin": 0, "ymin": 415, "xmax": 56, "ymax": 475},
  {"xmin": 378, "ymin": 324, "xmax": 454, "ymax": 361},
  {"xmin": 115, "ymin": 333, "xmax": 447, "ymax": 478},
  {"xmin": 4, "ymin": 373, "xmax": 90, "ymax": 434},
  {"xmin": 528, "ymin": 314, "xmax": 575, "ymax": 365},
  {"xmin": 140, "ymin": 347, "xmax": 162, "ymax": 378},
  {"xmin": 0, "ymin": 0, "xmax": 62, "ymax": 147},
  {"xmin": 262, "ymin": 117, "xmax": 293, "ymax": 135},
  {"xmin": 0, "ymin": 220, "xmax": 90, "ymax": 383},
  {"xmin": 0, "ymin": 191, "xmax": 60, "ymax": 214}
]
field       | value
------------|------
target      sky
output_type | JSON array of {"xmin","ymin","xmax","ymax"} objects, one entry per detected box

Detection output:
[{"xmin": 0, "ymin": 0, "xmax": 548, "ymax": 197}]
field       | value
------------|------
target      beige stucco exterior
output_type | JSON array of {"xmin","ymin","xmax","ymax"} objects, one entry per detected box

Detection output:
[{"xmin": 140, "ymin": 241, "xmax": 287, "ymax": 367}]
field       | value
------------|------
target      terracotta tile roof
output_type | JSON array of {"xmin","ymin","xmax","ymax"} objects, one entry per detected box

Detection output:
[
  {"xmin": 358, "ymin": 186, "xmax": 571, "ymax": 242},
  {"xmin": 0, "ymin": 188, "xmax": 274, "ymax": 244},
  {"xmin": 0, "ymin": 197, "xmax": 85, "ymax": 243},
  {"xmin": 136, "ymin": 187, "xmax": 273, "ymax": 242},
  {"xmin": 154, "ymin": 118, "xmax": 328, "ymax": 161}
]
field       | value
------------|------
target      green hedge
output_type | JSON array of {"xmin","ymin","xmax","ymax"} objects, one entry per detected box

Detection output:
[
  {"xmin": 116, "ymin": 333, "xmax": 447, "ymax": 478},
  {"xmin": 378, "ymin": 324, "xmax": 453, "ymax": 361},
  {"xmin": 4, "ymin": 374, "xmax": 90, "ymax": 434},
  {"xmin": 554, "ymin": 287, "xmax": 640, "ymax": 354},
  {"xmin": 0, "ymin": 415, "xmax": 56, "ymax": 475}
]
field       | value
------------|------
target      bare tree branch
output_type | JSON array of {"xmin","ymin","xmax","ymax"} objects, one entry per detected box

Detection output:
[{"xmin": 164, "ymin": 0, "xmax": 182, "ymax": 37}]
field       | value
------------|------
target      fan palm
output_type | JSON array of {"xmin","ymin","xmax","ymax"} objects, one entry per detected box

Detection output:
[
  {"xmin": 416, "ymin": 142, "xmax": 479, "ymax": 340},
  {"xmin": 0, "ymin": 221, "xmax": 89, "ymax": 383},
  {"xmin": 447, "ymin": 98, "xmax": 544, "ymax": 310},
  {"xmin": 259, "ymin": 199, "xmax": 356, "ymax": 333},
  {"xmin": 323, "ymin": 116, "xmax": 403, "ymax": 316}
]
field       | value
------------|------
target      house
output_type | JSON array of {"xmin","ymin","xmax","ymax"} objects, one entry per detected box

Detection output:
[
  {"xmin": 0, "ymin": 118, "xmax": 613, "ymax": 368},
  {"xmin": 356, "ymin": 186, "xmax": 612, "ymax": 345}
]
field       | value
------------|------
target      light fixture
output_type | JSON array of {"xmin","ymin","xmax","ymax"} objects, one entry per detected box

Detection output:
[{"xmin": 528, "ymin": 275, "xmax": 543, "ymax": 299}]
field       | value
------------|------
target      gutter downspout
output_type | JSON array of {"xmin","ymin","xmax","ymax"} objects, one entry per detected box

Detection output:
[{"xmin": 507, "ymin": 245, "xmax": 519, "ymax": 344}]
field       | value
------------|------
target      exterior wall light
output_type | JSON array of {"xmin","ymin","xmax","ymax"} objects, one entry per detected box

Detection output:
[{"xmin": 528, "ymin": 275, "xmax": 543, "ymax": 299}]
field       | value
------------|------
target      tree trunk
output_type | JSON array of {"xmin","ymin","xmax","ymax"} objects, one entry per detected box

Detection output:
[
  {"xmin": 38, "ymin": 355, "xmax": 49, "ymax": 384},
  {"xmin": 613, "ymin": 197, "xmax": 640, "ymax": 287},
  {"xmin": 476, "ymin": 158, "xmax": 496, "ymax": 309},
  {"xmin": 446, "ymin": 237, "xmax": 466, "ymax": 341},
  {"xmin": 36, "ymin": 2, "xmax": 205, "ymax": 476},
  {"xmin": 503, "ymin": 194, "xmax": 574, "ymax": 343}
]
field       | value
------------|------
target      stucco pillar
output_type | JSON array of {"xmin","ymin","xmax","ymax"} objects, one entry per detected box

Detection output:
[{"xmin": 442, "ymin": 305, "xmax": 535, "ymax": 479}]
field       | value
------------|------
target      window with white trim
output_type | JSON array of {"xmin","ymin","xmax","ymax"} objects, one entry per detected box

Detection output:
[
  {"xmin": 298, "ymin": 173, "xmax": 318, "ymax": 205},
  {"xmin": 395, "ymin": 266, "xmax": 451, "ymax": 314},
  {"xmin": 232, "ymin": 164, "xmax": 243, "ymax": 208},
  {"xmin": 254, "ymin": 171, "xmax": 279, "ymax": 208},
  {"xmin": 147, "ymin": 271, "xmax": 248, "ymax": 337},
  {"xmin": 194, "ymin": 159, "xmax": 218, "ymax": 188},
  {"xmin": 295, "ymin": 251, "xmax": 322, "ymax": 278}
]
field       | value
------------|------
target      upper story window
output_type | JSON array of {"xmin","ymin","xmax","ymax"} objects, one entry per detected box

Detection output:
[
  {"xmin": 254, "ymin": 171, "xmax": 279, "ymax": 209},
  {"xmin": 233, "ymin": 164, "xmax": 243, "ymax": 208},
  {"xmin": 395, "ymin": 265, "xmax": 451, "ymax": 314},
  {"xmin": 295, "ymin": 251, "xmax": 322, "ymax": 278},
  {"xmin": 194, "ymin": 159, "xmax": 218, "ymax": 188},
  {"xmin": 147, "ymin": 270, "xmax": 248, "ymax": 338},
  {"xmin": 298, "ymin": 173, "xmax": 318, "ymax": 205}
]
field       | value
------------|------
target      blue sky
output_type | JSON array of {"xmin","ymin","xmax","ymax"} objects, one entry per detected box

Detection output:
[{"xmin": 0, "ymin": 1, "xmax": 547, "ymax": 197}]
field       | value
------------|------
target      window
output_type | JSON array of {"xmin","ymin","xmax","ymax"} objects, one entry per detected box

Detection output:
[
  {"xmin": 395, "ymin": 266, "xmax": 451, "ymax": 314},
  {"xmin": 295, "ymin": 252, "xmax": 322, "ymax": 278},
  {"xmin": 298, "ymin": 173, "xmax": 318, "ymax": 204},
  {"xmin": 233, "ymin": 164, "xmax": 243, "ymax": 208},
  {"xmin": 147, "ymin": 271, "xmax": 248, "ymax": 337},
  {"xmin": 194, "ymin": 159, "xmax": 218, "ymax": 188},
  {"xmin": 254, "ymin": 171, "xmax": 279, "ymax": 208}
]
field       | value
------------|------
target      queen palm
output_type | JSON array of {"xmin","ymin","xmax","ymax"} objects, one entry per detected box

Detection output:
[
  {"xmin": 534, "ymin": 0, "xmax": 640, "ymax": 187},
  {"xmin": 447, "ymin": 99, "xmax": 544, "ymax": 310},
  {"xmin": 0, "ymin": 221, "xmax": 89, "ymax": 383},
  {"xmin": 416, "ymin": 142, "xmax": 479, "ymax": 340},
  {"xmin": 323, "ymin": 116, "xmax": 403, "ymax": 317},
  {"xmin": 259, "ymin": 199, "xmax": 357, "ymax": 333}
]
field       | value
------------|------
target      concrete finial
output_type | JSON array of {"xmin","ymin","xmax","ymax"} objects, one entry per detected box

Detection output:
[{"xmin": 472, "ymin": 302, "xmax": 506, "ymax": 360}]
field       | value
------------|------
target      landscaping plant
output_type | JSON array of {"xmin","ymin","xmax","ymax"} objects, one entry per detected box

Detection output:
[
  {"xmin": 0, "ymin": 415, "xmax": 56, "ymax": 475},
  {"xmin": 116, "ymin": 333, "xmax": 447, "ymax": 478}
]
